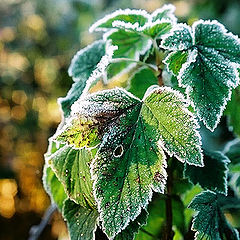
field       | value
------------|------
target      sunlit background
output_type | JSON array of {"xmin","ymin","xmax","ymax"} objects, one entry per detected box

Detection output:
[{"xmin": 0, "ymin": 0, "xmax": 239, "ymax": 239}]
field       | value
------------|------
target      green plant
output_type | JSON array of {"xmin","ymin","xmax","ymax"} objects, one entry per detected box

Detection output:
[{"xmin": 42, "ymin": 4, "xmax": 240, "ymax": 240}]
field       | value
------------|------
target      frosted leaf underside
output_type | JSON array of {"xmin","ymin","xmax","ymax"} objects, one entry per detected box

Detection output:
[
  {"xmin": 55, "ymin": 86, "xmax": 202, "ymax": 238},
  {"xmin": 161, "ymin": 20, "xmax": 240, "ymax": 130}
]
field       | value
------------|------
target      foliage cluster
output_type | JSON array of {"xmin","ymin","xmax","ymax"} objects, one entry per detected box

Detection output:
[{"xmin": 43, "ymin": 4, "xmax": 240, "ymax": 240}]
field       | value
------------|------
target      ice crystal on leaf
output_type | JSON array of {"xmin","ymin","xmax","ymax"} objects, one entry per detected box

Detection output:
[
  {"xmin": 54, "ymin": 86, "xmax": 203, "ymax": 238},
  {"xmin": 161, "ymin": 20, "xmax": 240, "ymax": 131}
]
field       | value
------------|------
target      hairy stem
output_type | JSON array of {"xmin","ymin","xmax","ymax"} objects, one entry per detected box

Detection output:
[
  {"xmin": 110, "ymin": 58, "xmax": 158, "ymax": 72},
  {"xmin": 28, "ymin": 204, "xmax": 57, "ymax": 240}
]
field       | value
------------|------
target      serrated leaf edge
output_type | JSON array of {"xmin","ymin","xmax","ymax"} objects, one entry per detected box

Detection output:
[
  {"xmin": 151, "ymin": 4, "xmax": 177, "ymax": 23},
  {"xmin": 143, "ymin": 86, "xmax": 204, "ymax": 167},
  {"xmin": 191, "ymin": 19, "xmax": 240, "ymax": 88},
  {"xmin": 186, "ymin": 85, "xmax": 232, "ymax": 132},
  {"xmin": 103, "ymin": 29, "xmax": 152, "ymax": 60},
  {"xmin": 89, "ymin": 9, "xmax": 150, "ymax": 33},
  {"xmin": 68, "ymin": 40, "xmax": 105, "ymax": 82},
  {"xmin": 62, "ymin": 198, "xmax": 99, "ymax": 240},
  {"xmin": 90, "ymin": 143, "xmax": 167, "ymax": 239},
  {"xmin": 184, "ymin": 151, "xmax": 230, "ymax": 195},
  {"xmin": 160, "ymin": 23, "xmax": 193, "ymax": 51},
  {"xmin": 112, "ymin": 18, "xmax": 173, "ymax": 38}
]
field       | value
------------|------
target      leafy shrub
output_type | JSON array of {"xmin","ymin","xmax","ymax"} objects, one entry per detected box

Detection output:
[{"xmin": 43, "ymin": 4, "xmax": 240, "ymax": 240}]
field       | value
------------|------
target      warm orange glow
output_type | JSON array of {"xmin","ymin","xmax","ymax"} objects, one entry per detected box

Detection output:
[
  {"xmin": 175, "ymin": 1, "xmax": 191, "ymax": 17},
  {"xmin": 0, "ymin": 179, "xmax": 17, "ymax": 218},
  {"xmin": 11, "ymin": 105, "xmax": 26, "ymax": 121},
  {"xmin": 12, "ymin": 90, "xmax": 28, "ymax": 105},
  {"xmin": 0, "ymin": 27, "xmax": 16, "ymax": 42}
]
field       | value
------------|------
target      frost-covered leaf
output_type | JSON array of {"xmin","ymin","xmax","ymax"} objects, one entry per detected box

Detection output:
[
  {"xmin": 59, "ymin": 81, "xmax": 87, "ymax": 119},
  {"xmin": 89, "ymin": 9, "xmax": 149, "ymax": 32},
  {"xmin": 135, "ymin": 195, "xmax": 185, "ymax": 239},
  {"xmin": 161, "ymin": 24, "xmax": 193, "ymax": 50},
  {"xmin": 181, "ymin": 56, "xmax": 231, "ymax": 131},
  {"xmin": 224, "ymin": 139, "xmax": 240, "ymax": 165},
  {"xmin": 68, "ymin": 40, "xmax": 106, "ymax": 82},
  {"xmin": 46, "ymin": 146, "xmax": 96, "ymax": 209},
  {"xmin": 115, "ymin": 210, "xmax": 148, "ymax": 240},
  {"xmin": 59, "ymin": 40, "xmax": 107, "ymax": 118},
  {"xmin": 56, "ymin": 86, "xmax": 202, "ymax": 238},
  {"xmin": 225, "ymin": 86, "xmax": 240, "ymax": 136},
  {"xmin": 188, "ymin": 191, "xmax": 240, "ymax": 240},
  {"xmin": 141, "ymin": 20, "xmax": 172, "ymax": 39},
  {"xmin": 127, "ymin": 67, "xmax": 158, "ymax": 98},
  {"xmin": 104, "ymin": 29, "xmax": 151, "ymax": 78},
  {"xmin": 184, "ymin": 151, "xmax": 230, "ymax": 195},
  {"xmin": 163, "ymin": 50, "xmax": 188, "ymax": 76},
  {"xmin": 63, "ymin": 199, "xmax": 98, "ymax": 240},
  {"xmin": 151, "ymin": 4, "xmax": 177, "ymax": 23},
  {"xmin": 161, "ymin": 20, "xmax": 240, "ymax": 131},
  {"xmin": 43, "ymin": 165, "xmax": 67, "ymax": 211}
]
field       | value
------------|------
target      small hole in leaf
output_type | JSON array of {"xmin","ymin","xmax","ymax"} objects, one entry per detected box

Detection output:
[{"xmin": 114, "ymin": 145, "xmax": 124, "ymax": 157}]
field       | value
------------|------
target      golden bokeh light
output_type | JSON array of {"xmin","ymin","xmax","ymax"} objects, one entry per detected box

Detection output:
[{"xmin": 0, "ymin": 179, "xmax": 17, "ymax": 218}]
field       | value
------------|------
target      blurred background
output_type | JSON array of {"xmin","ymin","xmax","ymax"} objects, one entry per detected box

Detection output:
[{"xmin": 0, "ymin": 0, "xmax": 239, "ymax": 239}]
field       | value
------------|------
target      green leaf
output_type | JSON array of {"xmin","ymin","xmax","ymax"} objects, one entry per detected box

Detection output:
[
  {"xmin": 225, "ymin": 86, "xmax": 240, "ymax": 136},
  {"xmin": 43, "ymin": 165, "xmax": 67, "ymax": 211},
  {"xmin": 161, "ymin": 24, "xmax": 193, "ymax": 50},
  {"xmin": 164, "ymin": 50, "xmax": 189, "ymax": 76},
  {"xmin": 151, "ymin": 4, "xmax": 177, "ymax": 23},
  {"xmin": 68, "ymin": 40, "xmax": 106, "ymax": 82},
  {"xmin": 184, "ymin": 150, "xmax": 230, "ymax": 195},
  {"xmin": 135, "ymin": 198, "xmax": 165, "ymax": 240},
  {"xmin": 46, "ymin": 145, "xmax": 96, "ymax": 209},
  {"xmin": 115, "ymin": 210, "xmax": 148, "ymax": 240},
  {"xmin": 141, "ymin": 20, "xmax": 172, "ymax": 39},
  {"xmin": 58, "ymin": 81, "xmax": 87, "ymax": 119},
  {"xmin": 112, "ymin": 19, "xmax": 172, "ymax": 39},
  {"xmin": 127, "ymin": 67, "xmax": 158, "ymax": 99},
  {"xmin": 223, "ymin": 139, "xmax": 240, "ymax": 166},
  {"xmin": 63, "ymin": 199, "xmax": 98, "ymax": 240},
  {"xmin": 89, "ymin": 9, "xmax": 149, "ymax": 32},
  {"xmin": 59, "ymin": 40, "xmax": 106, "ymax": 118},
  {"xmin": 135, "ymin": 196, "xmax": 185, "ymax": 239},
  {"xmin": 60, "ymin": 40, "xmax": 117, "ymax": 118},
  {"xmin": 161, "ymin": 20, "xmax": 240, "ymax": 131},
  {"xmin": 56, "ymin": 86, "xmax": 203, "ymax": 238},
  {"xmin": 188, "ymin": 191, "xmax": 240, "ymax": 240},
  {"xmin": 104, "ymin": 29, "xmax": 151, "ymax": 78}
]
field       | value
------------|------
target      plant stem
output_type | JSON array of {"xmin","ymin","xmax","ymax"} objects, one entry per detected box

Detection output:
[
  {"xmin": 110, "ymin": 58, "xmax": 158, "ymax": 72},
  {"xmin": 152, "ymin": 39, "xmax": 164, "ymax": 86},
  {"xmin": 164, "ymin": 160, "xmax": 174, "ymax": 240},
  {"xmin": 28, "ymin": 204, "xmax": 57, "ymax": 240}
]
